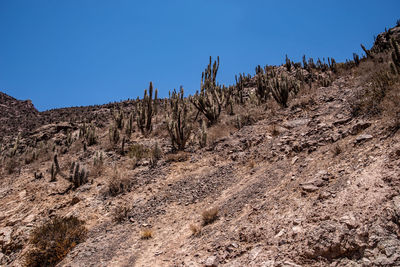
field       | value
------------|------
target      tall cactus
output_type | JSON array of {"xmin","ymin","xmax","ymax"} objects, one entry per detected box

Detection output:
[
  {"xmin": 270, "ymin": 74, "xmax": 290, "ymax": 108},
  {"xmin": 391, "ymin": 39, "xmax": 400, "ymax": 74},
  {"xmin": 69, "ymin": 162, "xmax": 89, "ymax": 189},
  {"xmin": 166, "ymin": 87, "xmax": 192, "ymax": 150},
  {"xmin": 112, "ymin": 109, "xmax": 124, "ymax": 129},
  {"xmin": 256, "ymin": 73, "xmax": 270, "ymax": 104},
  {"xmin": 191, "ymin": 56, "xmax": 223, "ymax": 125},
  {"xmin": 137, "ymin": 82, "xmax": 158, "ymax": 136}
]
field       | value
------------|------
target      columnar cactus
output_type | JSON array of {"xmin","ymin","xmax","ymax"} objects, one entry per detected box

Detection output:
[
  {"xmin": 112, "ymin": 109, "xmax": 124, "ymax": 130},
  {"xmin": 79, "ymin": 123, "xmax": 97, "ymax": 146},
  {"xmin": 361, "ymin": 44, "xmax": 374, "ymax": 59},
  {"xmin": 190, "ymin": 57, "xmax": 223, "ymax": 125},
  {"xmin": 256, "ymin": 73, "xmax": 270, "ymax": 104},
  {"xmin": 166, "ymin": 87, "xmax": 192, "ymax": 150},
  {"xmin": 109, "ymin": 126, "xmax": 120, "ymax": 145},
  {"xmin": 234, "ymin": 74, "xmax": 245, "ymax": 105},
  {"xmin": 50, "ymin": 154, "xmax": 60, "ymax": 182},
  {"xmin": 270, "ymin": 74, "xmax": 290, "ymax": 108},
  {"xmin": 69, "ymin": 162, "xmax": 89, "ymax": 189},
  {"xmin": 125, "ymin": 111, "xmax": 135, "ymax": 137},
  {"xmin": 137, "ymin": 82, "xmax": 158, "ymax": 136},
  {"xmin": 392, "ymin": 39, "xmax": 400, "ymax": 74},
  {"xmin": 199, "ymin": 119, "xmax": 207, "ymax": 148}
]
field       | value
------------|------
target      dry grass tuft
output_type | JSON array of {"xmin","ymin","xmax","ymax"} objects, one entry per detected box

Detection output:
[
  {"xmin": 165, "ymin": 151, "xmax": 190, "ymax": 163},
  {"xmin": 202, "ymin": 207, "xmax": 219, "ymax": 226},
  {"xmin": 189, "ymin": 224, "xmax": 202, "ymax": 236},
  {"xmin": 140, "ymin": 229, "xmax": 153, "ymax": 240},
  {"xmin": 24, "ymin": 216, "xmax": 87, "ymax": 267},
  {"xmin": 270, "ymin": 124, "xmax": 280, "ymax": 137},
  {"xmin": 4, "ymin": 157, "xmax": 19, "ymax": 174},
  {"xmin": 332, "ymin": 144, "xmax": 342, "ymax": 157}
]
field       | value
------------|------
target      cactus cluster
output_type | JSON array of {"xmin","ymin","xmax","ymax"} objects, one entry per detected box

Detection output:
[
  {"xmin": 137, "ymin": 82, "xmax": 158, "ymax": 136},
  {"xmin": 69, "ymin": 161, "xmax": 89, "ymax": 189},
  {"xmin": 109, "ymin": 126, "xmax": 120, "ymax": 145},
  {"xmin": 79, "ymin": 123, "xmax": 96, "ymax": 146},
  {"xmin": 93, "ymin": 151, "xmax": 103, "ymax": 167},
  {"xmin": 361, "ymin": 44, "xmax": 374, "ymax": 59},
  {"xmin": 391, "ymin": 39, "xmax": 400, "ymax": 74},
  {"xmin": 166, "ymin": 87, "xmax": 192, "ymax": 150},
  {"xmin": 191, "ymin": 56, "xmax": 223, "ymax": 125},
  {"xmin": 112, "ymin": 109, "xmax": 124, "ymax": 130},
  {"xmin": 256, "ymin": 69, "xmax": 275, "ymax": 104},
  {"xmin": 125, "ymin": 111, "xmax": 135, "ymax": 137},
  {"xmin": 235, "ymin": 74, "xmax": 247, "ymax": 105},
  {"xmin": 9, "ymin": 133, "xmax": 20, "ymax": 157},
  {"xmin": 270, "ymin": 74, "xmax": 299, "ymax": 108}
]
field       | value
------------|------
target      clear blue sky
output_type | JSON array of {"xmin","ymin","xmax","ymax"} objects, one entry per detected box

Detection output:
[{"xmin": 0, "ymin": 0, "xmax": 399, "ymax": 111}]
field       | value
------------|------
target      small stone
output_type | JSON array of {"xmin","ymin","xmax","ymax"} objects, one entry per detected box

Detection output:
[
  {"xmin": 301, "ymin": 184, "xmax": 319, "ymax": 192},
  {"xmin": 283, "ymin": 119, "xmax": 310, "ymax": 129},
  {"xmin": 355, "ymin": 134, "xmax": 373, "ymax": 143},
  {"xmin": 350, "ymin": 121, "xmax": 371, "ymax": 135},
  {"xmin": 283, "ymin": 261, "xmax": 302, "ymax": 267},
  {"xmin": 275, "ymin": 229, "xmax": 286, "ymax": 238},
  {"xmin": 205, "ymin": 255, "xmax": 218, "ymax": 267}
]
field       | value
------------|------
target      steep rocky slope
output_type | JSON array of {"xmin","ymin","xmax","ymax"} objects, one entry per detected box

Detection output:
[
  {"xmin": 0, "ymin": 92, "xmax": 39, "ymax": 141},
  {"xmin": 0, "ymin": 25, "xmax": 400, "ymax": 267}
]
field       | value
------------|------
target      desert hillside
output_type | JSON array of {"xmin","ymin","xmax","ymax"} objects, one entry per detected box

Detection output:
[{"xmin": 0, "ymin": 24, "xmax": 400, "ymax": 267}]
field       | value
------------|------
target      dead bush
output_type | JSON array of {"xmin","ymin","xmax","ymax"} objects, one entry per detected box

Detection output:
[
  {"xmin": 112, "ymin": 205, "xmax": 131, "ymax": 223},
  {"xmin": 4, "ymin": 157, "xmax": 19, "ymax": 174},
  {"xmin": 190, "ymin": 224, "xmax": 202, "ymax": 236},
  {"xmin": 140, "ymin": 229, "xmax": 153, "ymax": 239},
  {"xmin": 107, "ymin": 175, "xmax": 131, "ymax": 197},
  {"xmin": 128, "ymin": 143, "xmax": 149, "ymax": 160},
  {"xmin": 202, "ymin": 207, "xmax": 219, "ymax": 226},
  {"xmin": 25, "ymin": 216, "xmax": 87, "ymax": 267},
  {"xmin": 165, "ymin": 151, "xmax": 189, "ymax": 163},
  {"xmin": 332, "ymin": 144, "xmax": 342, "ymax": 157}
]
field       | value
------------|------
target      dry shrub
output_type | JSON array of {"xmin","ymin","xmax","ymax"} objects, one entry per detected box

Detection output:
[
  {"xmin": 128, "ymin": 143, "xmax": 149, "ymax": 160},
  {"xmin": 202, "ymin": 207, "xmax": 219, "ymax": 226},
  {"xmin": 112, "ymin": 205, "xmax": 131, "ymax": 223},
  {"xmin": 189, "ymin": 224, "xmax": 201, "ymax": 236},
  {"xmin": 4, "ymin": 157, "xmax": 19, "ymax": 174},
  {"xmin": 248, "ymin": 160, "xmax": 255, "ymax": 169},
  {"xmin": 107, "ymin": 175, "xmax": 131, "ymax": 197},
  {"xmin": 140, "ymin": 229, "xmax": 153, "ymax": 239},
  {"xmin": 270, "ymin": 124, "xmax": 280, "ymax": 137},
  {"xmin": 25, "ymin": 216, "xmax": 87, "ymax": 267},
  {"xmin": 207, "ymin": 123, "xmax": 234, "ymax": 145},
  {"xmin": 332, "ymin": 144, "xmax": 342, "ymax": 157},
  {"xmin": 165, "ymin": 151, "xmax": 189, "ymax": 163}
]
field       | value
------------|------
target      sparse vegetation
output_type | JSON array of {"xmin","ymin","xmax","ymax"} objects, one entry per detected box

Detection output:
[
  {"xmin": 189, "ymin": 224, "xmax": 201, "ymax": 236},
  {"xmin": 166, "ymin": 87, "xmax": 192, "ymax": 151},
  {"xmin": 24, "ymin": 216, "xmax": 87, "ymax": 267},
  {"xmin": 69, "ymin": 161, "xmax": 89, "ymax": 189},
  {"xmin": 140, "ymin": 229, "xmax": 153, "ymax": 239},
  {"xmin": 112, "ymin": 205, "xmax": 131, "ymax": 223},
  {"xmin": 137, "ymin": 82, "xmax": 158, "ymax": 136},
  {"xmin": 202, "ymin": 207, "xmax": 219, "ymax": 226},
  {"xmin": 191, "ymin": 56, "xmax": 223, "ymax": 125},
  {"xmin": 2, "ymin": 19, "xmax": 400, "ymax": 267},
  {"xmin": 332, "ymin": 144, "xmax": 342, "ymax": 157}
]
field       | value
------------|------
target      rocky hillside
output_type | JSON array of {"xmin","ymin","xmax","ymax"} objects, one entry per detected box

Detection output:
[
  {"xmin": 0, "ymin": 24, "xmax": 400, "ymax": 267},
  {"xmin": 0, "ymin": 92, "xmax": 39, "ymax": 141}
]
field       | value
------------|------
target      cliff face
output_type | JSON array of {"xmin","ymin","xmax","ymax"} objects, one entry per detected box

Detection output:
[{"xmin": 0, "ymin": 92, "xmax": 39, "ymax": 141}]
